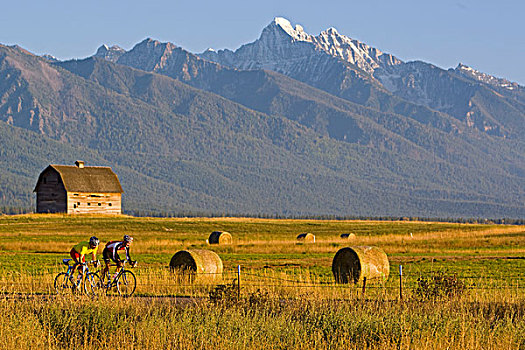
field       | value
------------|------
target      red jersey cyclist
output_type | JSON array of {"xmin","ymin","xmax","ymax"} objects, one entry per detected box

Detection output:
[
  {"xmin": 102, "ymin": 235, "xmax": 136, "ymax": 282},
  {"xmin": 70, "ymin": 236, "xmax": 100, "ymax": 283}
]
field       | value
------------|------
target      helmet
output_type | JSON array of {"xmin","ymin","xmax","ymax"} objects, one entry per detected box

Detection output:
[
  {"xmin": 123, "ymin": 235, "xmax": 133, "ymax": 243},
  {"xmin": 89, "ymin": 236, "xmax": 100, "ymax": 246}
]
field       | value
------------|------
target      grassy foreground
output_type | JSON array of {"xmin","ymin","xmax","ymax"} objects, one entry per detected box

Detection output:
[
  {"xmin": 1, "ymin": 297, "xmax": 524, "ymax": 349},
  {"xmin": 0, "ymin": 214, "xmax": 524, "ymax": 349}
]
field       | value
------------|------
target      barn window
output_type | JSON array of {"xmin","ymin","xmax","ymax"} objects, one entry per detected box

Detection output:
[
  {"xmin": 98, "ymin": 203, "xmax": 101, "ymax": 206},
  {"xmin": 77, "ymin": 202, "xmax": 80, "ymax": 205},
  {"xmin": 87, "ymin": 203, "xmax": 91, "ymax": 206},
  {"xmin": 109, "ymin": 203, "xmax": 112, "ymax": 206},
  {"xmin": 73, "ymin": 204, "xmax": 77, "ymax": 209}
]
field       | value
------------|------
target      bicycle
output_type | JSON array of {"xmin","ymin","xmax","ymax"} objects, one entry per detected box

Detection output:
[
  {"xmin": 102, "ymin": 260, "xmax": 137, "ymax": 297},
  {"xmin": 54, "ymin": 259, "xmax": 102, "ymax": 297}
]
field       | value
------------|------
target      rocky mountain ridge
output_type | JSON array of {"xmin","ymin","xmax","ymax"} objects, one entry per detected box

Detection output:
[
  {"xmin": 201, "ymin": 17, "xmax": 402, "ymax": 75},
  {"xmin": 0, "ymin": 17, "xmax": 524, "ymax": 218},
  {"xmin": 94, "ymin": 44, "xmax": 125, "ymax": 63},
  {"xmin": 455, "ymin": 63, "xmax": 521, "ymax": 91},
  {"xmin": 195, "ymin": 17, "xmax": 523, "ymax": 140}
]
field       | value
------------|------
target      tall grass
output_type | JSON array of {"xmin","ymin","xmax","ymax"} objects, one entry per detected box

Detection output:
[{"xmin": 1, "ymin": 295, "xmax": 524, "ymax": 349}]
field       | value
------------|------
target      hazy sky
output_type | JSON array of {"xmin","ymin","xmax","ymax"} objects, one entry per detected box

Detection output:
[{"xmin": 1, "ymin": 0, "xmax": 523, "ymax": 84}]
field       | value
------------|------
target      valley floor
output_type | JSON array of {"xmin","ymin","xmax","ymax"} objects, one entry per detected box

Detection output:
[{"xmin": 0, "ymin": 215, "xmax": 523, "ymax": 349}]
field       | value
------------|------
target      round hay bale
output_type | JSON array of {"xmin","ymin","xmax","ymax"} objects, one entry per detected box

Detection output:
[
  {"xmin": 208, "ymin": 231, "xmax": 232, "ymax": 245},
  {"xmin": 332, "ymin": 246, "xmax": 389, "ymax": 284},
  {"xmin": 297, "ymin": 232, "xmax": 315, "ymax": 243},
  {"xmin": 340, "ymin": 233, "xmax": 356, "ymax": 239},
  {"xmin": 170, "ymin": 249, "xmax": 223, "ymax": 282}
]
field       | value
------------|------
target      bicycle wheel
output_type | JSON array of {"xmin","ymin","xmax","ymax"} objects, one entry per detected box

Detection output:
[
  {"xmin": 116, "ymin": 270, "xmax": 136, "ymax": 297},
  {"xmin": 54, "ymin": 272, "xmax": 72, "ymax": 294},
  {"xmin": 83, "ymin": 272, "xmax": 103, "ymax": 297}
]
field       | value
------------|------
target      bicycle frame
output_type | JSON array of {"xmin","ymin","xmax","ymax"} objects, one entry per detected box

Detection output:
[
  {"xmin": 58, "ymin": 259, "xmax": 99, "ymax": 289},
  {"xmin": 103, "ymin": 260, "xmax": 137, "ymax": 297},
  {"xmin": 55, "ymin": 258, "xmax": 135, "ymax": 297},
  {"xmin": 104, "ymin": 260, "xmax": 128, "ymax": 286}
]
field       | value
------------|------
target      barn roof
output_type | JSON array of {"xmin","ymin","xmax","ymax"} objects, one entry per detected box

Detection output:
[{"xmin": 34, "ymin": 164, "xmax": 123, "ymax": 193}]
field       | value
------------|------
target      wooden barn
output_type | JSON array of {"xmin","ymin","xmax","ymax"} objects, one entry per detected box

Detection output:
[{"xmin": 34, "ymin": 161, "xmax": 123, "ymax": 214}]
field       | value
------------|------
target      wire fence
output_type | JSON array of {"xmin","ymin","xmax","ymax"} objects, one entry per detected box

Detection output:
[{"xmin": 1, "ymin": 263, "xmax": 523, "ymax": 302}]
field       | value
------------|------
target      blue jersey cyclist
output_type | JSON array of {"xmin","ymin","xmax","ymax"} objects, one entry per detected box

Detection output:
[{"xmin": 101, "ymin": 235, "xmax": 136, "ymax": 282}]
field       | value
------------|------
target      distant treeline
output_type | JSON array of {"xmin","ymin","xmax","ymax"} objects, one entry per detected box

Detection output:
[
  {"xmin": 0, "ymin": 206, "xmax": 33, "ymax": 215},
  {"xmin": 126, "ymin": 209, "xmax": 525, "ymax": 225},
  {"xmin": 1, "ymin": 206, "xmax": 522, "ymax": 225}
]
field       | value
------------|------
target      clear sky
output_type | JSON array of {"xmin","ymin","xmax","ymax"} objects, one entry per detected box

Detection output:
[{"xmin": 1, "ymin": 0, "xmax": 523, "ymax": 85}]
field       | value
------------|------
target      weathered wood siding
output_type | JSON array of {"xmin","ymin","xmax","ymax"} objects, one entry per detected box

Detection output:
[
  {"xmin": 67, "ymin": 192, "xmax": 122, "ymax": 215},
  {"xmin": 36, "ymin": 169, "xmax": 67, "ymax": 213},
  {"xmin": 35, "ymin": 163, "xmax": 123, "ymax": 215}
]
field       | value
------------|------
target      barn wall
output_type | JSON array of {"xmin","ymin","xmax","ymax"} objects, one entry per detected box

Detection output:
[
  {"xmin": 36, "ymin": 169, "xmax": 67, "ymax": 213},
  {"xmin": 67, "ymin": 192, "xmax": 122, "ymax": 215}
]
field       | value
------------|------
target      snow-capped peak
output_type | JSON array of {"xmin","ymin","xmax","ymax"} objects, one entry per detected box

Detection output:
[
  {"xmin": 200, "ymin": 17, "xmax": 402, "ymax": 75},
  {"xmin": 455, "ymin": 63, "xmax": 520, "ymax": 91},
  {"xmin": 271, "ymin": 17, "xmax": 311, "ymax": 41},
  {"xmin": 95, "ymin": 44, "xmax": 124, "ymax": 54},
  {"xmin": 315, "ymin": 24, "xmax": 401, "ymax": 73},
  {"xmin": 94, "ymin": 44, "xmax": 125, "ymax": 62},
  {"xmin": 41, "ymin": 54, "xmax": 59, "ymax": 62},
  {"xmin": 270, "ymin": 17, "xmax": 400, "ymax": 72},
  {"xmin": 273, "ymin": 17, "xmax": 294, "ymax": 33},
  {"xmin": 456, "ymin": 63, "xmax": 472, "ymax": 71}
]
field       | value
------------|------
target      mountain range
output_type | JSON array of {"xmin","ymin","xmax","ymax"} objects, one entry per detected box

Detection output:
[{"xmin": 0, "ymin": 17, "xmax": 523, "ymax": 218}]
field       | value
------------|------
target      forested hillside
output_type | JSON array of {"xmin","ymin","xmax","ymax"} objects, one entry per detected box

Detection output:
[{"xmin": 0, "ymin": 43, "xmax": 523, "ymax": 218}]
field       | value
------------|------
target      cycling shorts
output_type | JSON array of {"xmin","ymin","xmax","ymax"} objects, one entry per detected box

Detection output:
[
  {"xmin": 102, "ymin": 247, "xmax": 123, "ymax": 267},
  {"xmin": 70, "ymin": 248, "xmax": 85, "ymax": 263}
]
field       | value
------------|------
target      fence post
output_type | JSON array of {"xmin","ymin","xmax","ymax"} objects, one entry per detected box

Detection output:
[
  {"xmin": 362, "ymin": 277, "xmax": 367, "ymax": 300},
  {"xmin": 399, "ymin": 265, "xmax": 403, "ymax": 301},
  {"xmin": 237, "ymin": 265, "xmax": 241, "ymax": 299}
]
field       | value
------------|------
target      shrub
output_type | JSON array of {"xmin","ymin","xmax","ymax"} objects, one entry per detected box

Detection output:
[
  {"xmin": 248, "ymin": 289, "xmax": 272, "ymax": 307},
  {"xmin": 208, "ymin": 282, "xmax": 238, "ymax": 305},
  {"xmin": 415, "ymin": 271, "xmax": 466, "ymax": 300}
]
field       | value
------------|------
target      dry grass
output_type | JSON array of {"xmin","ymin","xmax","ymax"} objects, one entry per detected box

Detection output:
[
  {"xmin": 0, "ymin": 215, "xmax": 524, "ymax": 349},
  {"xmin": 1, "ymin": 294, "xmax": 524, "ymax": 349}
]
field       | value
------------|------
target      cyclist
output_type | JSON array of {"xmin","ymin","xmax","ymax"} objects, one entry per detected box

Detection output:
[
  {"xmin": 70, "ymin": 236, "xmax": 100, "ymax": 283},
  {"xmin": 101, "ymin": 235, "xmax": 136, "ymax": 283}
]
